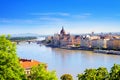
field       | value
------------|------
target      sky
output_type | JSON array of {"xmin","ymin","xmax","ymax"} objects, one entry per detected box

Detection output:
[{"xmin": 0, "ymin": 0, "xmax": 120, "ymax": 35}]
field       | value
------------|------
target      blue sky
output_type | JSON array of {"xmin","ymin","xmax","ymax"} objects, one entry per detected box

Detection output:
[{"xmin": 0, "ymin": 0, "xmax": 120, "ymax": 35}]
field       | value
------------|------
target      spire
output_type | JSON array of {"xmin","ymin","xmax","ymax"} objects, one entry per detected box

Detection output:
[
  {"xmin": 60, "ymin": 26, "xmax": 66, "ymax": 35},
  {"xmin": 62, "ymin": 26, "xmax": 64, "ymax": 30}
]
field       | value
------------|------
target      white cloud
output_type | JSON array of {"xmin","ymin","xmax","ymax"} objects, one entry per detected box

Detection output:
[
  {"xmin": 72, "ymin": 13, "xmax": 92, "ymax": 19},
  {"xmin": 30, "ymin": 12, "xmax": 92, "ymax": 20},
  {"xmin": 38, "ymin": 17, "xmax": 64, "ymax": 21},
  {"xmin": 0, "ymin": 12, "xmax": 92, "ymax": 24},
  {"xmin": 0, "ymin": 21, "xmax": 120, "ymax": 35},
  {"xmin": 0, "ymin": 17, "xmax": 65, "ymax": 25},
  {"xmin": 0, "ymin": 18, "xmax": 36, "ymax": 24},
  {"xmin": 30, "ymin": 12, "xmax": 70, "ymax": 17}
]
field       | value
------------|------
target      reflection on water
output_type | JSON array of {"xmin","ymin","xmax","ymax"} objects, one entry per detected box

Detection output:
[{"xmin": 17, "ymin": 43, "xmax": 120, "ymax": 79}]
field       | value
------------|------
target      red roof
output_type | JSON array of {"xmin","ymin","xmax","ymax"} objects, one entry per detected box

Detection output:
[{"xmin": 20, "ymin": 59, "xmax": 40, "ymax": 69}]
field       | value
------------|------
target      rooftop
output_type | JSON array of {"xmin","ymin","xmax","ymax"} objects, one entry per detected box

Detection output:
[{"xmin": 20, "ymin": 59, "xmax": 40, "ymax": 69}]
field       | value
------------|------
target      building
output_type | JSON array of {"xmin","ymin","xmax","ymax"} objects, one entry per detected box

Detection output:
[
  {"xmin": 80, "ymin": 35, "xmax": 99, "ymax": 48},
  {"xmin": 20, "ymin": 59, "xmax": 41, "ymax": 75},
  {"xmin": 48, "ymin": 27, "xmax": 80, "ymax": 47},
  {"xmin": 80, "ymin": 38, "xmax": 91, "ymax": 48},
  {"xmin": 107, "ymin": 39, "xmax": 120, "ymax": 50},
  {"xmin": 91, "ymin": 39, "xmax": 108, "ymax": 49},
  {"xmin": 74, "ymin": 35, "xmax": 81, "ymax": 45},
  {"xmin": 80, "ymin": 34, "xmax": 110, "ymax": 49}
]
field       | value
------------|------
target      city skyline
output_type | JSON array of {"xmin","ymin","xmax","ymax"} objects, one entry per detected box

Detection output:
[{"xmin": 0, "ymin": 0, "xmax": 120, "ymax": 35}]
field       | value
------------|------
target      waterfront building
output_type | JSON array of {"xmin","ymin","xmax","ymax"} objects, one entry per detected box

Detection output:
[
  {"xmin": 80, "ymin": 38, "xmax": 91, "ymax": 48},
  {"xmin": 48, "ymin": 27, "xmax": 80, "ymax": 47},
  {"xmin": 51, "ymin": 34, "xmax": 60, "ymax": 47},
  {"xmin": 80, "ymin": 35, "xmax": 100, "ymax": 48},
  {"xmin": 80, "ymin": 33, "xmax": 113, "ymax": 49},
  {"xmin": 45, "ymin": 36, "xmax": 53, "ymax": 43},
  {"xmin": 46, "ymin": 27, "xmax": 120, "ymax": 50},
  {"xmin": 107, "ymin": 39, "xmax": 120, "ymax": 50},
  {"xmin": 91, "ymin": 39, "xmax": 108, "ymax": 49},
  {"xmin": 59, "ymin": 34, "xmax": 75, "ymax": 47}
]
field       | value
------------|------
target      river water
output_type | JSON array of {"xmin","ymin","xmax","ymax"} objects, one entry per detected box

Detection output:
[{"xmin": 17, "ymin": 42, "xmax": 120, "ymax": 79}]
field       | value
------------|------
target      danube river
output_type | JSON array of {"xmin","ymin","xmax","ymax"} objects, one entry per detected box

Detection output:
[{"xmin": 17, "ymin": 42, "xmax": 120, "ymax": 79}]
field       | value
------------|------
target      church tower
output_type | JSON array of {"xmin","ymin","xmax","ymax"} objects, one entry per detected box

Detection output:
[{"xmin": 60, "ymin": 27, "xmax": 66, "ymax": 35}]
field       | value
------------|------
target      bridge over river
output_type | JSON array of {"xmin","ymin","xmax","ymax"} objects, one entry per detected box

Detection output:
[
  {"xmin": 13, "ymin": 40, "xmax": 41, "ymax": 44},
  {"xmin": 12, "ymin": 37, "xmax": 45, "ymax": 44}
]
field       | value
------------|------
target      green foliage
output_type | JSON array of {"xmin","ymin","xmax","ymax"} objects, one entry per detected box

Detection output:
[
  {"xmin": 60, "ymin": 74, "xmax": 73, "ymax": 80},
  {"xmin": 6, "ymin": 34, "xmax": 11, "ymax": 40},
  {"xmin": 0, "ymin": 35, "xmax": 26, "ymax": 80},
  {"xmin": 30, "ymin": 63, "xmax": 58, "ymax": 80},
  {"xmin": 77, "ymin": 67, "xmax": 109, "ymax": 80},
  {"xmin": 109, "ymin": 64, "xmax": 120, "ymax": 80},
  {"xmin": 96, "ymin": 67, "xmax": 109, "ymax": 80},
  {"xmin": 83, "ymin": 68, "xmax": 97, "ymax": 80}
]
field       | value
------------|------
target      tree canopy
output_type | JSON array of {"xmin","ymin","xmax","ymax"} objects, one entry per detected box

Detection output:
[
  {"xmin": 30, "ymin": 63, "xmax": 58, "ymax": 80},
  {"xmin": 109, "ymin": 64, "xmax": 120, "ymax": 80},
  {"xmin": 0, "ymin": 35, "xmax": 26, "ymax": 80},
  {"xmin": 60, "ymin": 74, "xmax": 73, "ymax": 80},
  {"xmin": 77, "ymin": 64, "xmax": 120, "ymax": 80}
]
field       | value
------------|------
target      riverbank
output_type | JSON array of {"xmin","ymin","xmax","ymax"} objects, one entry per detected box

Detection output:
[
  {"xmin": 45, "ymin": 44, "xmax": 120, "ymax": 55},
  {"xmin": 94, "ymin": 50, "xmax": 120, "ymax": 55}
]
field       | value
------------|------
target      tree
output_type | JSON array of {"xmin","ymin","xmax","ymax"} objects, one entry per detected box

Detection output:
[
  {"xmin": 96, "ymin": 67, "xmax": 109, "ymax": 80},
  {"xmin": 0, "ymin": 35, "xmax": 26, "ymax": 80},
  {"xmin": 109, "ymin": 64, "xmax": 120, "ymax": 80},
  {"xmin": 6, "ymin": 34, "xmax": 11, "ymax": 40},
  {"xmin": 84, "ymin": 68, "xmax": 97, "ymax": 80},
  {"xmin": 78, "ymin": 67, "xmax": 109, "ymax": 80},
  {"xmin": 78, "ymin": 64, "xmax": 120, "ymax": 80},
  {"xmin": 30, "ymin": 63, "xmax": 58, "ymax": 80},
  {"xmin": 77, "ymin": 68, "xmax": 97, "ymax": 80},
  {"xmin": 77, "ymin": 73, "xmax": 84, "ymax": 80},
  {"xmin": 60, "ymin": 74, "xmax": 73, "ymax": 80}
]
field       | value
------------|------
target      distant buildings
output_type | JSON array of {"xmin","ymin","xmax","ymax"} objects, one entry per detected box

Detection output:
[
  {"xmin": 107, "ymin": 39, "xmax": 120, "ymax": 50},
  {"xmin": 80, "ymin": 38, "xmax": 91, "ymax": 48},
  {"xmin": 46, "ymin": 27, "xmax": 80, "ymax": 48},
  {"xmin": 45, "ymin": 27, "xmax": 120, "ymax": 50}
]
